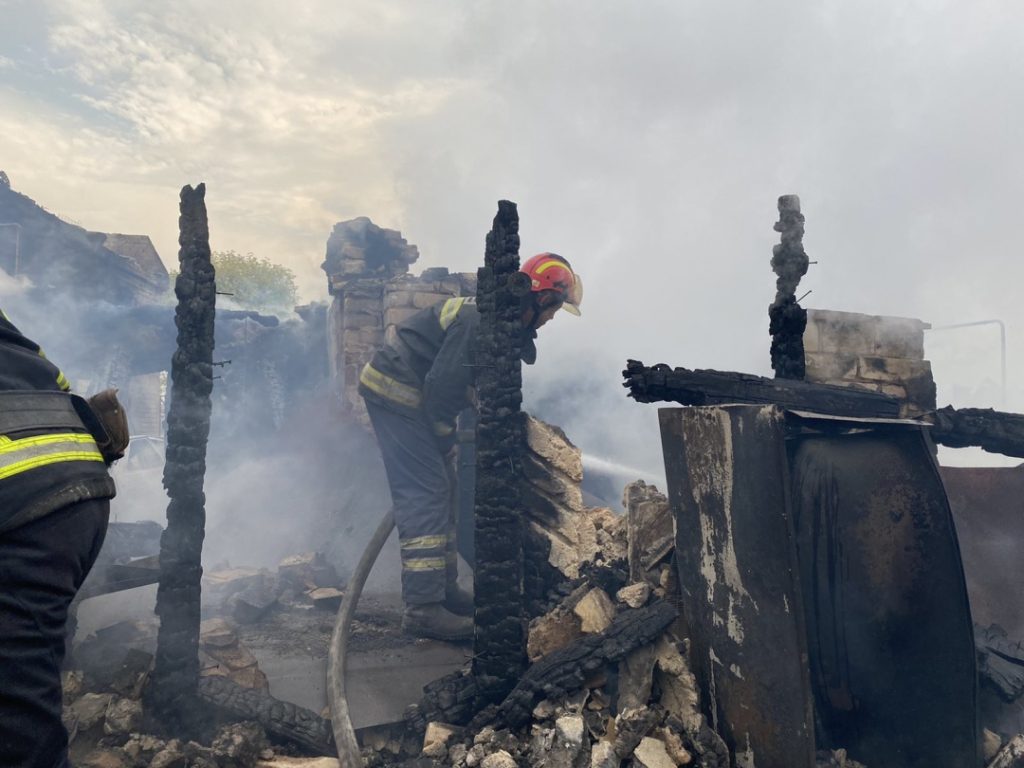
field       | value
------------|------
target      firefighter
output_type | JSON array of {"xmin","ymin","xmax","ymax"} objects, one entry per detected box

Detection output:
[
  {"xmin": 359, "ymin": 253, "xmax": 582, "ymax": 640},
  {"xmin": 0, "ymin": 308, "xmax": 126, "ymax": 768}
]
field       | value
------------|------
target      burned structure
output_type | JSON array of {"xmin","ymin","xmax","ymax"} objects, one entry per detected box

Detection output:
[{"xmin": 150, "ymin": 184, "xmax": 217, "ymax": 727}]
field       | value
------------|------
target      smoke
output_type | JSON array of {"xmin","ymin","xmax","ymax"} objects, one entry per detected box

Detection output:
[{"xmin": 0, "ymin": 286, "xmax": 402, "ymax": 595}]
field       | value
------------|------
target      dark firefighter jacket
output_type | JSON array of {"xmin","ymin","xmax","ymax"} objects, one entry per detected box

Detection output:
[
  {"xmin": 359, "ymin": 297, "xmax": 538, "ymax": 436},
  {"xmin": 0, "ymin": 309, "xmax": 115, "ymax": 534}
]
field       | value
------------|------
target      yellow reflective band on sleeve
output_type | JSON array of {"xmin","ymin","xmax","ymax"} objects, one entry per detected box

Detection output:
[
  {"xmin": 402, "ymin": 557, "xmax": 447, "ymax": 572},
  {"xmin": 359, "ymin": 363, "xmax": 422, "ymax": 408},
  {"xmin": 438, "ymin": 297, "xmax": 467, "ymax": 331},
  {"xmin": 400, "ymin": 535, "xmax": 448, "ymax": 551},
  {"xmin": 0, "ymin": 432, "xmax": 104, "ymax": 481},
  {"xmin": 56, "ymin": 370, "xmax": 71, "ymax": 392}
]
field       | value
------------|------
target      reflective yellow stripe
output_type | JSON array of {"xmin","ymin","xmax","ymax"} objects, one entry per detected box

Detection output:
[
  {"xmin": 438, "ymin": 298, "xmax": 467, "ymax": 331},
  {"xmin": 359, "ymin": 363, "xmax": 422, "ymax": 408},
  {"xmin": 534, "ymin": 258, "xmax": 566, "ymax": 274},
  {"xmin": 0, "ymin": 432, "xmax": 103, "ymax": 480},
  {"xmin": 55, "ymin": 370, "xmax": 71, "ymax": 392},
  {"xmin": 402, "ymin": 557, "xmax": 447, "ymax": 572},
  {"xmin": 401, "ymin": 535, "xmax": 449, "ymax": 551}
]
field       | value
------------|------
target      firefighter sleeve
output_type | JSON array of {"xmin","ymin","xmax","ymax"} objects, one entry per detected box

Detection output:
[{"xmin": 422, "ymin": 313, "xmax": 476, "ymax": 440}]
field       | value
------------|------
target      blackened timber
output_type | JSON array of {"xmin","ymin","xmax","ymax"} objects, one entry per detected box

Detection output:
[
  {"xmin": 623, "ymin": 360, "xmax": 902, "ymax": 419},
  {"xmin": 931, "ymin": 406, "xmax": 1024, "ymax": 458},
  {"xmin": 198, "ymin": 677, "xmax": 333, "ymax": 754},
  {"xmin": 149, "ymin": 184, "xmax": 216, "ymax": 728},
  {"xmin": 472, "ymin": 200, "xmax": 530, "ymax": 707},
  {"xmin": 769, "ymin": 195, "xmax": 809, "ymax": 379},
  {"xmin": 472, "ymin": 600, "xmax": 678, "ymax": 731}
]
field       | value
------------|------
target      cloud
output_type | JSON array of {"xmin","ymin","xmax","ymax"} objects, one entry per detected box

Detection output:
[{"xmin": 4, "ymin": 0, "xmax": 1024, "ymax": 474}]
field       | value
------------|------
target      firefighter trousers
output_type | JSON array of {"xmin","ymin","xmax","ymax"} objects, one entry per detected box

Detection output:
[
  {"xmin": 0, "ymin": 498, "xmax": 110, "ymax": 768},
  {"xmin": 365, "ymin": 400, "xmax": 457, "ymax": 605}
]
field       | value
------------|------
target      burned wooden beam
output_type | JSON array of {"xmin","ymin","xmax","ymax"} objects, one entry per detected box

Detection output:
[
  {"xmin": 623, "ymin": 359, "xmax": 901, "ymax": 419},
  {"xmin": 770, "ymin": 195, "xmax": 810, "ymax": 380},
  {"xmin": 149, "ymin": 184, "xmax": 216, "ymax": 729},
  {"xmin": 198, "ymin": 677, "xmax": 333, "ymax": 755},
  {"xmin": 931, "ymin": 406, "xmax": 1024, "ymax": 458},
  {"xmin": 471, "ymin": 600, "xmax": 678, "ymax": 732},
  {"xmin": 472, "ymin": 200, "xmax": 530, "ymax": 707}
]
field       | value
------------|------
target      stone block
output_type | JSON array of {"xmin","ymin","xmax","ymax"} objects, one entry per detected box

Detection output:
[
  {"xmin": 481, "ymin": 751, "xmax": 517, "ymax": 768},
  {"xmin": 811, "ymin": 311, "xmax": 878, "ymax": 355},
  {"xmin": 384, "ymin": 307, "xmax": 421, "ymax": 327},
  {"xmin": 591, "ymin": 740, "xmax": 618, "ymax": 768},
  {"xmin": 70, "ymin": 693, "xmax": 113, "ymax": 731},
  {"xmin": 342, "ymin": 312, "xmax": 382, "ymax": 330},
  {"xmin": 200, "ymin": 618, "xmax": 238, "ymax": 648},
  {"xmin": 384, "ymin": 290, "xmax": 414, "ymax": 309},
  {"xmin": 804, "ymin": 352, "xmax": 858, "ymax": 382},
  {"xmin": 522, "ymin": 452, "xmax": 584, "ymax": 512},
  {"xmin": 422, "ymin": 722, "xmax": 458, "ymax": 758},
  {"xmin": 412, "ymin": 291, "xmax": 450, "ymax": 309},
  {"xmin": 879, "ymin": 383, "xmax": 908, "ymax": 400},
  {"xmin": 633, "ymin": 737, "xmax": 676, "ymax": 768},
  {"xmin": 616, "ymin": 582, "xmax": 651, "ymax": 608},
  {"xmin": 343, "ymin": 296, "xmax": 383, "ymax": 316},
  {"xmin": 573, "ymin": 587, "xmax": 616, "ymax": 633},
  {"xmin": 527, "ymin": 605, "xmax": 583, "ymax": 661},
  {"xmin": 103, "ymin": 697, "xmax": 143, "ymax": 736},
  {"xmin": 802, "ymin": 319, "xmax": 821, "ymax": 354},
  {"xmin": 307, "ymin": 587, "xmax": 344, "ymax": 611},
  {"xmin": 525, "ymin": 416, "xmax": 584, "ymax": 483},
  {"xmin": 856, "ymin": 356, "xmax": 932, "ymax": 383},
  {"xmin": 873, "ymin": 316, "xmax": 928, "ymax": 359}
]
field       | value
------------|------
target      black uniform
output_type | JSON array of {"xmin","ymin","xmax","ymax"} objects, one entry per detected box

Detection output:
[
  {"xmin": 0, "ymin": 309, "xmax": 115, "ymax": 768},
  {"xmin": 358, "ymin": 297, "xmax": 482, "ymax": 604}
]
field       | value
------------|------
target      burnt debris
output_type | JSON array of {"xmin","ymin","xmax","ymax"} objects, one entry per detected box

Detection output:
[
  {"xmin": 770, "ymin": 194, "xmax": 810, "ymax": 379},
  {"xmin": 622, "ymin": 359, "xmax": 902, "ymax": 418},
  {"xmin": 472, "ymin": 200, "xmax": 531, "ymax": 707},
  {"xmin": 149, "ymin": 184, "xmax": 217, "ymax": 728}
]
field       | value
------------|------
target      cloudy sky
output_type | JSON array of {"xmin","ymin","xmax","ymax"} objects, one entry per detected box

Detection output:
[{"xmin": 3, "ymin": 0, "xmax": 1024, "ymax": 473}]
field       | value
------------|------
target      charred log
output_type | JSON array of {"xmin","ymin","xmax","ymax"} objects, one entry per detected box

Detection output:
[
  {"xmin": 473, "ymin": 600, "xmax": 678, "ymax": 732},
  {"xmin": 770, "ymin": 194, "xmax": 809, "ymax": 379},
  {"xmin": 197, "ymin": 677, "xmax": 333, "ymax": 755},
  {"xmin": 472, "ymin": 200, "xmax": 530, "ymax": 707},
  {"xmin": 623, "ymin": 360, "xmax": 901, "ymax": 418},
  {"xmin": 149, "ymin": 184, "xmax": 216, "ymax": 729},
  {"xmin": 931, "ymin": 406, "xmax": 1024, "ymax": 458}
]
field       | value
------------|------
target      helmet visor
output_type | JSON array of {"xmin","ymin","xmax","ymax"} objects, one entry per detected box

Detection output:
[{"xmin": 562, "ymin": 273, "xmax": 582, "ymax": 315}]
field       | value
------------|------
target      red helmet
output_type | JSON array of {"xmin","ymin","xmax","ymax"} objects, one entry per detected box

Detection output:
[{"xmin": 520, "ymin": 253, "xmax": 583, "ymax": 315}]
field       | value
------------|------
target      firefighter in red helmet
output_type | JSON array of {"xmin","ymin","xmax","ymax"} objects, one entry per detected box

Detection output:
[{"xmin": 359, "ymin": 253, "xmax": 581, "ymax": 640}]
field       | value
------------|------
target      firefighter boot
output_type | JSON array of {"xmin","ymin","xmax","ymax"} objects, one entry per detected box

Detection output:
[
  {"xmin": 402, "ymin": 602, "xmax": 473, "ymax": 641},
  {"xmin": 444, "ymin": 585, "xmax": 474, "ymax": 617}
]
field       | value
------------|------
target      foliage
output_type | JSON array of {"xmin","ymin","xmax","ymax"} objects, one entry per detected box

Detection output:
[{"xmin": 168, "ymin": 250, "xmax": 298, "ymax": 313}]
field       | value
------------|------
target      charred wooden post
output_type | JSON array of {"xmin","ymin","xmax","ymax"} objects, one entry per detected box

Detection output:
[
  {"xmin": 473, "ymin": 200, "xmax": 530, "ymax": 707},
  {"xmin": 770, "ymin": 195, "xmax": 809, "ymax": 379},
  {"xmin": 149, "ymin": 184, "xmax": 216, "ymax": 728}
]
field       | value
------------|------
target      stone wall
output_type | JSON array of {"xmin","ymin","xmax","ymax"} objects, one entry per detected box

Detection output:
[
  {"xmin": 321, "ymin": 218, "xmax": 475, "ymax": 423},
  {"xmin": 803, "ymin": 309, "xmax": 936, "ymax": 416}
]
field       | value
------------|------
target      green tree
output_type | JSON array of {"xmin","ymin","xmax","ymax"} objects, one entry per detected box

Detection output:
[{"xmin": 169, "ymin": 250, "xmax": 298, "ymax": 313}]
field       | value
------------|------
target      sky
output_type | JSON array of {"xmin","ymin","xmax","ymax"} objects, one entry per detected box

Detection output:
[{"xmin": 3, "ymin": 0, "xmax": 1024, "ymax": 475}]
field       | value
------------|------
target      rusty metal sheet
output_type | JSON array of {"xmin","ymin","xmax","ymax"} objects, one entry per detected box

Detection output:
[
  {"xmin": 790, "ymin": 422, "xmax": 977, "ymax": 768},
  {"xmin": 660, "ymin": 405, "xmax": 816, "ymax": 768}
]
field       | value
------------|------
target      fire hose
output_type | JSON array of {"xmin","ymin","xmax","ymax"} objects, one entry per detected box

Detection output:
[{"xmin": 327, "ymin": 508, "xmax": 395, "ymax": 767}]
